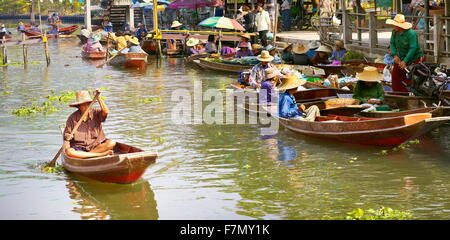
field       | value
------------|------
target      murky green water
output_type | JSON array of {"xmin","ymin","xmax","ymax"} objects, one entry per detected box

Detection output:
[{"xmin": 1, "ymin": 34, "xmax": 450, "ymax": 219}]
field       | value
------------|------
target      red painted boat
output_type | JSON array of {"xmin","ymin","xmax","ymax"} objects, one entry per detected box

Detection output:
[
  {"xmin": 61, "ymin": 141, "xmax": 158, "ymax": 184},
  {"xmin": 24, "ymin": 25, "xmax": 79, "ymax": 38},
  {"xmin": 81, "ymin": 50, "xmax": 107, "ymax": 60},
  {"xmin": 109, "ymin": 52, "xmax": 148, "ymax": 68},
  {"xmin": 264, "ymin": 106, "xmax": 450, "ymax": 147}
]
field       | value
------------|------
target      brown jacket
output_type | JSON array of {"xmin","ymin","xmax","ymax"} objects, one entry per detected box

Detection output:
[{"xmin": 64, "ymin": 108, "xmax": 107, "ymax": 151}]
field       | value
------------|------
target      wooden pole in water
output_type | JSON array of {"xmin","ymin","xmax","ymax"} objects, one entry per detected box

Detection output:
[
  {"xmin": 153, "ymin": 0, "xmax": 162, "ymax": 58},
  {"xmin": 1, "ymin": 46, "xmax": 7, "ymax": 65},
  {"xmin": 44, "ymin": 34, "xmax": 50, "ymax": 66},
  {"xmin": 23, "ymin": 45, "xmax": 28, "ymax": 66}
]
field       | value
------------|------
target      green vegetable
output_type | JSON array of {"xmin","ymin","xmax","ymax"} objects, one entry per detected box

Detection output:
[
  {"xmin": 341, "ymin": 50, "xmax": 365, "ymax": 61},
  {"xmin": 346, "ymin": 207, "xmax": 413, "ymax": 220}
]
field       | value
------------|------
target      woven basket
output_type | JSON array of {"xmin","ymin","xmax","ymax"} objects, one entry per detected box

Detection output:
[{"xmin": 325, "ymin": 98, "xmax": 359, "ymax": 109}]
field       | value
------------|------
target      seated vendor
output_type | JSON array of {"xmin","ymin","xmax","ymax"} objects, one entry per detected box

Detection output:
[
  {"xmin": 266, "ymin": 44, "xmax": 282, "ymax": 64},
  {"xmin": 248, "ymin": 50, "xmax": 276, "ymax": 89},
  {"xmin": 292, "ymin": 43, "xmax": 310, "ymax": 65},
  {"xmin": 186, "ymin": 38, "xmax": 205, "ymax": 56},
  {"xmin": 278, "ymin": 75, "xmax": 320, "ymax": 121},
  {"xmin": 311, "ymin": 45, "xmax": 332, "ymax": 65},
  {"xmin": 251, "ymin": 44, "xmax": 263, "ymax": 56},
  {"xmin": 120, "ymin": 37, "xmax": 145, "ymax": 53},
  {"xmin": 328, "ymin": 40, "xmax": 347, "ymax": 62},
  {"xmin": 205, "ymin": 35, "xmax": 217, "ymax": 53},
  {"xmin": 281, "ymin": 43, "xmax": 293, "ymax": 64},
  {"xmin": 109, "ymin": 31, "xmax": 127, "ymax": 51},
  {"xmin": 238, "ymin": 33, "xmax": 252, "ymax": 50},
  {"xmin": 83, "ymin": 36, "xmax": 104, "ymax": 53},
  {"xmin": 260, "ymin": 68, "xmax": 279, "ymax": 104},
  {"xmin": 235, "ymin": 41, "xmax": 254, "ymax": 58},
  {"xmin": 306, "ymin": 41, "xmax": 320, "ymax": 60},
  {"xmin": 64, "ymin": 89, "xmax": 116, "ymax": 159},
  {"xmin": 352, "ymin": 66, "xmax": 385, "ymax": 105}
]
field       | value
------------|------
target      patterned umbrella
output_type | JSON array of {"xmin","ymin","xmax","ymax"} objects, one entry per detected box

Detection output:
[
  {"xmin": 199, "ymin": 16, "xmax": 245, "ymax": 31},
  {"xmin": 168, "ymin": 0, "xmax": 223, "ymax": 9}
]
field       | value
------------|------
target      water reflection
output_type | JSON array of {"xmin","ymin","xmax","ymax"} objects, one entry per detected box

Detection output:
[{"xmin": 66, "ymin": 176, "xmax": 159, "ymax": 220}]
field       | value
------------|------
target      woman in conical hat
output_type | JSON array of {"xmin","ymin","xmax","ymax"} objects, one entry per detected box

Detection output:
[
  {"xmin": 386, "ymin": 13, "xmax": 424, "ymax": 92},
  {"xmin": 248, "ymin": 50, "xmax": 276, "ymax": 89},
  {"xmin": 278, "ymin": 75, "xmax": 320, "ymax": 121},
  {"xmin": 311, "ymin": 45, "xmax": 332, "ymax": 65},
  {"xmin": 292, "ymin": 43, "xmax": 310, "ymax": 65},
  {"xmin": 352, "ymin": 66, "xmax": 385, "ymax": 105},
  {"xmin": 64, "ymin": 89, "xmax": 116, "ymax": 159}
]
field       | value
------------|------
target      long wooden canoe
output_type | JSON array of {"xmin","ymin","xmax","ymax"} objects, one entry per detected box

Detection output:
[
  {"xmin": 263, "ymin": 107, "xmax": 450, "ymax": 147},
  {"xmin": 24, "ymin": 25, "xmax": 79, "ymax": 38},
  {"xmin": 357, "ymin": 107, "xmax": 444, "ymax": 118},
  {"xmin": 194, "ymin": 58, "xmax": 253, "ymax": 73},
  {"xmin": 61, "ymin": 141, "xmax": 157, "ymax": 184},
  {"xmin": 109, "ymin": 52, "xmax": 148, "ymax": 68},
  {"xmin": 81, "ymin": 50, "xmax": 107, "ymax": 60}
]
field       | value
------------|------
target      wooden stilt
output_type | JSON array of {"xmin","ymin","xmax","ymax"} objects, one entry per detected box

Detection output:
[
  {"xmin": 43, "ymin": 34, "xmax": 50, "ymax": 66},
  {"xmin": 2, "ymin": 46, "xmax": 7, "ymax": 65},
  {"xmin": 23, "ymin": 45, "xmax": 28, "ymax": 66}
]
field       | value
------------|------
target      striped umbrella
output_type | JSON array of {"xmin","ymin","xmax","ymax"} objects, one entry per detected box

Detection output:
[{"xmin": 198, "ymin": 16, "xmax": 245, "ymax": 31}]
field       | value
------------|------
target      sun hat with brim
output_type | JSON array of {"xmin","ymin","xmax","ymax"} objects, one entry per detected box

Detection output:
[
  {"xmin": 70, "ymin": 91, "xmax": 93, "ymax": 107},
  {"xmin": 129, "ymin": 37, "xmax": 140, "ymax": 45},
  {"xmin": 386, "ymin": 14, "xmax": 412, "ymax": 30},
  {"xmin": 186, "ymin": 38, "xmax": 200, "ymax": 47},
  {"xmin": 292, "ymin": 44, "xmax": 309, "ymax": 54},
  {"xmin": 308, "ymin": 41, "xmax": 321, "ymax": 49},
  {"xmin": 92, "ymin": 36, "xmax": 101, "ymax": 43},
  {"xmin": 257, "ymin": 50, "xmax": 274, "ymax": 62},
  {"xmin": 278, "ymin": 75, "xmax": 307, "ymax": 91},
  {"xmin": 316, "ymin": 45, "xmax": 332, "ymax": 53},
  {"xmin": 252, "ymin": 43, "xmax": 263, "ymax": 50},
  {"xmin": 265, "ymin": 68, "xmax": 278, "ymax": 80},
  {"xmin": 240, "ymin": 33, "xmax": 251, "ymax": 40},
  {"xmin": 171, "ymin": 21, "xmax": 183, "ymax": 28},
  {"xmin": 355, "ymin": 66, "xmax": 384, "ymax": 82},
  {"xmin": 335, "ymin": 40, "xmax": 344, "ymax": 48}
]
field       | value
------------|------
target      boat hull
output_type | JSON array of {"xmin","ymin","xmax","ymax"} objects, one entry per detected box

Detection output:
[
  {"xmin": 62, "ymin": 142, "xmax": 157, "ymax": 184},
  {"xmin": 195, "ymin": 58, "xmax": 253, "ymax": 73},
  {"xmin": 109, "ymin": 52, "xmax": 148, "ymax": 68},
  {"xmin": 81, "ymin": 50, "xmax": 106, "ymax": 60}
]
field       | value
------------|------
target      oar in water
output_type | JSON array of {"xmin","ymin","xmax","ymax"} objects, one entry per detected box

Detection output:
[
  {"xmin": 45, "ymin": 91, "xmax": 101, "ymax": 168},
  {"xmin": 96, "ymin": 53, "xmax": 117, "ymax": 68}
]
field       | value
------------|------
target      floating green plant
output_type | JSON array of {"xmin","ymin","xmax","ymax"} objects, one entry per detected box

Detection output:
[
  {"xmin": 377, "ymin": 139, "xmax": 421, "ymax": 155},
  {"xmin": 11, "ymin": 102, "xmax": 58, "ymax": 116},
  {"xmin": 141, "ymin": 97, "xmax": 162, "ymax": 103},
  {"xmin": 346, "ymin": 207, "xmax": 413, "ymax": 220},
  {"xmin": 41, "ymin": 164, "xmax": 65, "ymax": 173},
  {"xmin": 1, "ymin": 91, "xmax": 12, "ymax": 95}
]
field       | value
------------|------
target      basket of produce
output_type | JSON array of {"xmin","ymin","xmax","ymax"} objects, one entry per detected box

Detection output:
[{"xmin": 324, "ymin": 98, "xmax": 359, "ymax": 109}]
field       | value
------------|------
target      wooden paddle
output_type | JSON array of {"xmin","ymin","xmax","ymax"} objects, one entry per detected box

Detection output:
[
  {"xmin": 45, "ymin": 91, "xmax": 101, "ymax": 168},
  {"xmin": 96, "ymin": 53, "xmax": 117, "ymax": 68}
]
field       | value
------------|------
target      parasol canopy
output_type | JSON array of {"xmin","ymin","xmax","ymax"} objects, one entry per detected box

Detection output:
[
  {"xmin": 199, "ymin": 16, "xmax": 245, "ymax": 31},
  {"xmin": 168, "ymin": 0, "xmax": 224, "ymax": 9}
]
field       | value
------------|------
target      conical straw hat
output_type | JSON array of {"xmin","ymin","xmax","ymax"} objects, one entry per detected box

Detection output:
[
  {"xmin": 171, "ymin": 21, "xmax": 182, "ymax": 28},
  {"xmin": 386, "ymin": 14, "xmax": 412, "ymax": 30},
  {"xmin": 277, "ymin": 74, "xmax": 307, "ymax": 91},
  {"xmin": 186, "ymin": 38, "xmax": 200, "ymax": 47},
  {"xmin": 292, "ymin": 43, "xmax": 309, "ymax": 54},
  {"xmin": 355, "ymin": 66, "xmax": 384, "ymax": 82},
  {"xmin": 316, "ymin": 45, "xmax": 332, "ymax": 53},
  {"xmin": 265, "ymin": 68, "xmax": 279, "ymax": 80},
  {"xmin": 70, "ymin": 91, "xmax": 93, "ymax": 107}
]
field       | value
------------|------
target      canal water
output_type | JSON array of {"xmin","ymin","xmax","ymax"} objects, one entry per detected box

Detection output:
[{"xmin": 1, "ymin": 36, "xmax": 450, "ymax": 220}]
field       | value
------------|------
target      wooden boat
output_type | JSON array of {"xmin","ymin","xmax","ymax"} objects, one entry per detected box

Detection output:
[
  {"xmin": 194, "ymin": 58, "xmax": 253, "ymax": 73},
  {"xmin": 109, "ymin": 52, "xmax": 148, "ymax": 68},
  {"xmin": 264, "ymin": 107, "xmax": 450, "ymax": 147},
  {"xmin": 185, "ymin": 53, "xmax": 209, "ymax": 64},
  {"xmin": 357, "ymin": 107, "xmax": 444, "ymax": 118},
  {"xmin": 61, "ymin": 141, "xmax": 158, "ymax": 184},
  {"xmin": 81, "ymin": 50, "xmax": 107, "ymax": 60},
  {"xmin": 24, "ymin": 25, "xmax": 79, "ymax": 38}
]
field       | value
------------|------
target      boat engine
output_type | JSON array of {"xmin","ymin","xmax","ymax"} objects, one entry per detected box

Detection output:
[{"xmin": 406, "ymin": 62, "xmax": 450, "ymax": 104}]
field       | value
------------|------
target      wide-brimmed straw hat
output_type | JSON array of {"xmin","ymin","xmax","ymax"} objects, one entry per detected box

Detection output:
[
  {"xmin": 252, "ymin": 43, "xmax": 263, "ymax": 50},
  {"xmin": 308, "ymin": 41, "xmax": 321, "ymax": 49},
  {"xmin": 186, "ymin": 38, "xmax": 200, "ymax": 47},
  {"xmin": 265, "ymin": 68, "xmax": 278, "ymax": 80},
  {"xmin": 316, "ymin": 45, "xmax": 332, "ymax": 53},
  {"xmin": 386, "ymin": 14, "xmax": 412, "ymax": 30},
  {"xmin": 257, "ymin": 50, "xmax": 274, "ymax": 62},
  {"xmin": 129, "ymin": 37, "xmax": 140, "ymax": 45},
  {"xmin": 282, "ymin": 42, "xmax": 293, "ymax": 51},
  {"xmin": 70, "ymin": 91, "xmax": 93, "ymax": 107},
  {"xmin": 240, "ymin": 33, "xmax": 251, "ymax": 40},
  {"xmin": 355, "ymin": 66, "xmax": 384, "ymax": 82},
  {"xmin": 278, "ymin": 75, "xmax": 307, "ymax": 91},
  {"xmin": 171, "ymin": 20, "xmax": 183, "ymax": 28},
  {"xmin": 292, "ymin": 43, "xmax": 309, "ymax": 54}
]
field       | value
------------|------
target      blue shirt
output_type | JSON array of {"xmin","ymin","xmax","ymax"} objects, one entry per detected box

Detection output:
[
  {"xmin": 306, "ymin": 49, "xmax": 317, "ymax": 60},
  {"xmin": 272, "ymin": 55, "xmax": 282, "ymax": 64},
  {"xmin": 260, "ymin": 80, "xmax": 274, "ymax": 104},
  {"xmin": 384, "ymin": 54, "xmax": 394, "ymax": 64},
  {"xmin": 278, "ymin": 92, "xmax": 303, "ymax": 118},
  {"xmin": 329, "ymin": 49, "xmax": 347, "ymax": 61}
]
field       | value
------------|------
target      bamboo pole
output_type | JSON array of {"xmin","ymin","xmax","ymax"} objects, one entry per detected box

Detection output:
[
  {"xmin": 1, "ymin": 46, "xmax": 7, "ymax": 65},
  {"xmin": 153, "ymin": 0, "xmax": 162, "ymax": 58},
  {"xmin": 23, "ymin": 45, "xmax": 28, "ymax": 66}
]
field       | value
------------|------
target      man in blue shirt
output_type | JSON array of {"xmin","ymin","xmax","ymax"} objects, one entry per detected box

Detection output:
[
  {"xmin": 306, "ymin": 41, "xmax": 320, "ymax": 60},
  {"xmin": 278, "ymin": 75, "xmax": 320, "ymax": 121}
]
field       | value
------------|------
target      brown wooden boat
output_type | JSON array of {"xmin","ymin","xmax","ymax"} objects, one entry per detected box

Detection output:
[
  {"xmin": 263, "ymin": 107, "xmax": 450, "ymax": 147},
  {"xmin": 194, "ymin": 58, "xmax": 253, "ymax": 73},
  {"xmin": 357, "ymin": 107, "xmax": 444, "ymax": 118},
  {"xmin": 185, "ymin": 53, "xmax": 209, "ymax": 64},
  {"xmin": 109, "ymin": 52, "xmax": 148, "ymax": 68},
  {"xmin": 61, "ymin": 141, "xmax": 157, "ymax": 184},
  {"xmin": 81, "ymin": 50, "xmax": 107, "ymax": 60}
]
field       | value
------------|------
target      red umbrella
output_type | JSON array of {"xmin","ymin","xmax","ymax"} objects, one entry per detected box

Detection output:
[{"xmin": 168, "ymin": 0, "xmax": 224, "ymax": 9}]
